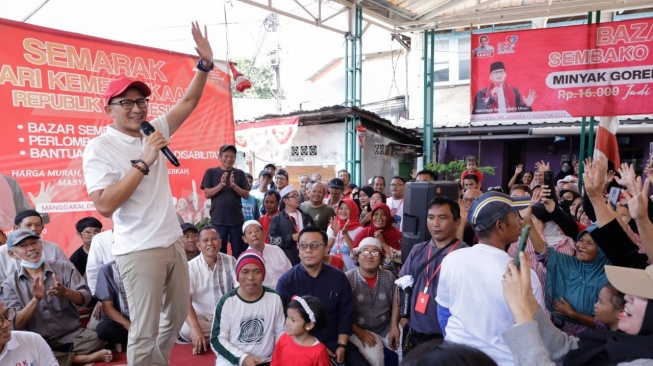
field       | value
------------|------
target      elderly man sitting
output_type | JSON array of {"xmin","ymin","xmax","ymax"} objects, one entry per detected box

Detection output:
[
  {"xmin": 241, "ymin": 220, "xmax": 291, "ymax": 288},
  {"xmin": 1, "ymin": 229, "xmax": 112, "ymax": 365},
  {"xmin": 180, "ymin": 226, "xmax": 237, "ymax": 355}
]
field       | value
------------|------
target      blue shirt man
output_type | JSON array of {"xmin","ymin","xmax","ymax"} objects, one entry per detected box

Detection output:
[{"xmin": 276, "ymin": 226, "xmax": 369, "ymax": 366}]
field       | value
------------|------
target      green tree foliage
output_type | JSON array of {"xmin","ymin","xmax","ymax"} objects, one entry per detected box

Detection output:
[
  {"xmin": 424, "ymin": 159, "xmax": 495, "ymax": 181},
  {"xmin": 230, "ymin": 58, "xmax": 278, "ymax": 99}
]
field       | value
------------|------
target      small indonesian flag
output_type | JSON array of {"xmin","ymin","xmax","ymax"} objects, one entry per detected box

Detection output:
[
  {"xmin": 594, "ymin": 116, "xmax": 620, "ymax": 167},
  {"xmin": 356, "ymin": 125, "xmax": 366, "ymax": 148}
]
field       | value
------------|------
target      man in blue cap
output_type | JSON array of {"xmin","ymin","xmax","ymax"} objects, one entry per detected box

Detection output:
[
  {"xmin": 435, "ymin": 192, "xmax": 545, "ymax": 366},
  {"xmin": 2, "ymin": 229, "xmax": 111, "ymax": 364}
]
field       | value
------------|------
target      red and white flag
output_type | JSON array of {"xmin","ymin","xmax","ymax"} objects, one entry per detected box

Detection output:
[{"xmin": 594, "ymin": 116, "xmax": 620, "ymax": 167}]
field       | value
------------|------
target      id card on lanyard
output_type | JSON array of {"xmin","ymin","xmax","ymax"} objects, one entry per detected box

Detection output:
[{"xmin": 414, "ymin": 241, "xmax": 460, "ymax": 314}]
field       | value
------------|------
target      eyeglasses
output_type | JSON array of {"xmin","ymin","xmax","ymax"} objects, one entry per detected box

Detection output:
[
  {"xmin": 359, "ymin": 250, "xmax": 381, "ymax": 257},
  {"xmin": 109, "ymin": 98, "xmax": 149, "ymax": 110},
  {"xmin": 462, "ymin": 197, "xmax": 477, "ymax": 203},
  {"xmin": 0, "ymin": 308, "xmax": 15, "ymax": 323},
  {"xmin": 286, "ymin": 194, "xmax": 300, "ymax": 199},
  {"xmin": 81, "ymin": 228, "xmax": 101, "ymax": 235},
  {"xmin": 298, "ymin": 242, "xmax": 325, "ymax": 251},
  {"xmin": 490, "ymin": 70, "xmax": 506, "ymax": 75}
]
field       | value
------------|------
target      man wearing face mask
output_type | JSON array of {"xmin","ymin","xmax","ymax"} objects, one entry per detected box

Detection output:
[
  {"xmin": 2, "ymin": 229, "xmax": 112, "ymax": 364},
  {"xmin": 0, "ymin": 210, "xmax": 68, "ymax": 283}
]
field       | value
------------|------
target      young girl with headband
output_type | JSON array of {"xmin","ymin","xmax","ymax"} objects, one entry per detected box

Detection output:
[{"xmin": 271, "ymin": 295, "xmax": 331, "ymax": 366}]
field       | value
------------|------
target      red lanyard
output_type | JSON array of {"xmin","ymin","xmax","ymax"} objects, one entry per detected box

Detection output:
[
  {"xmin": 390, "ymin": 198, "xmax": 404, "ymax": 212},
  {"xmin": 335, "ymin": 230, "xmax": 342, "ymax": 252},
  {"xmin": 423, "ymin": 241, "xmax": 460, "ymax": 292}
]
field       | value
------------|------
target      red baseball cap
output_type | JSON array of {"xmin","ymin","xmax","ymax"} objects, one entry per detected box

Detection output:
[{"xmin": 104, "ymin": 76, "xmax": 151, "ymax": 105}]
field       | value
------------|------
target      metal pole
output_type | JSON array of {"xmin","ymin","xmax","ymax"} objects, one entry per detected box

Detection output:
[
  {"xmin": 578, "ymin": 117, "xmax": 587, "ymax": 192},
  {"xmin": 344, "ymin": 4, "xmax": 363, "ymax": 185},
  {"xmin": 422, "ymin": 30, "xmax": 435, "ymax": 166}
]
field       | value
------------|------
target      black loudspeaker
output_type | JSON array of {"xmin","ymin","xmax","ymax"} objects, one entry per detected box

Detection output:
[{"xmin": 401, "ymin": 181, "xmax": 460, "ymax": 264}]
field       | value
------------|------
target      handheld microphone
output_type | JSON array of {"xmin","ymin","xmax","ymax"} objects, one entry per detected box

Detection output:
[{"xmin": 140, "ymin": 121, "xmax": 180, "ymax": 167}]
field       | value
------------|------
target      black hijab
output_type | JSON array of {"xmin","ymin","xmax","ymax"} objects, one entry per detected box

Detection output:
[{"xmin": 563, "ymin": 299, "xmax": 653, "ymax": 365}]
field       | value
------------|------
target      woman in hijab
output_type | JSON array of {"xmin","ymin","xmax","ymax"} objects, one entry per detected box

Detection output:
[
  {"xmin": 502, "ymin": 253, "xmax": 653, "ymax": 366},
  {"xmin": 353, "ymin": 203, "xmax": 402, "ymax": 275},
  {"xmin": 326, "ymin": 199, "xmax": 364, "ymax": 271},
  {"xmin": 554, "ymin": 160, "xmax": 574, "ymax": 183},
  {"xmin": 542, "ymin": 226, "xmax": 611, "ymax": 336}
]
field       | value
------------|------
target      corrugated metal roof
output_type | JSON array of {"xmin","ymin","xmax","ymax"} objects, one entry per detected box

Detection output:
[
  {"xmin": 339, "ymin": 0, "xmax": 653, "ymax": 31},
  {"xmin": 239, "ymin": 0, "xmax": 652, "ymax": 34}
]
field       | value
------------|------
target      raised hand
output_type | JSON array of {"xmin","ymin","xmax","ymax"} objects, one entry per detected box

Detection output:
[
  {"xmin": 47, "ymin": 273, "xmax": 68, "ymax": 297},
  {"xmin": 534, "ymin": 160, "xmax": 550, "ymax": 173},
  {"xmin": 373, "ymin": 230, "xmax": 385, "ymax": 244},
  {"xmin": 616, "ymin": 162, "xmax": 637, "ymax": 194},
  {"xmin": 329, "ymin": 216, "xmax": 340, "ymax": 233},
  {"xmin": 458, "ymin": 198, "xmax": 468, "ymax": 222},
  {"xmin": 628, "ymin": 176, "xmax": 651, "ymax": 221},
  {"xmin": 515, "ymin": 164, "xmax": 523, "ymax": 175},
  {"xmin": 191, "ymin": 22, "xmax": 213, "ymax": 66},
  {"xmin": 32, "ymin": 276, "xmax": 46, "ymax": 301},
  {"xmin": 583, "ymin": 157, "xmax": 606, "ymax": 198}
]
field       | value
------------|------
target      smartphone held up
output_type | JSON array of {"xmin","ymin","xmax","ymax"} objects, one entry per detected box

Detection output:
[{"xmin": 513, "ymin": 225, "xmax": 531, "ymax": 269}]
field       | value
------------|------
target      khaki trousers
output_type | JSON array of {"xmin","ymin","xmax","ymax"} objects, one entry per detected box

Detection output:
[{"xmin": 116, "ymin": 241, "xmax": 189, "ymax": 366}]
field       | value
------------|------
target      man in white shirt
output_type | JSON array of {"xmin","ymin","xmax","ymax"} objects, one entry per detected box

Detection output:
[
  {"xmin": 241, "ymin": 220, "xmax": 291, "ymax": 288},
  {"xmin": 436, "ymin": 192, "xmax": 545, "ymax": 366},
  {"xmin": 388, "ymin": 176, "xmax": 405, "ymax": 230},
  {"xmin": 0, "ymin": 300, "xmax": 58, "ymax": 366},
  {"xmin": 86, "ymin": 230, "xmax": 115, "ymax": 296},
  {"xmin": 250, "ymin": 170, "xmax": 272, "ymax": 210},
  {"xmin": 180, "ymin": 226, "xmax": 236, "ymax": 355},
  {"xmin": 82, "ymin": 23, "xmax": 214, "ymax": 366}
]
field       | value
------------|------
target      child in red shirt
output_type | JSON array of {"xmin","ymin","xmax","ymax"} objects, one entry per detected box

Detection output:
[{"xmin": 460, "ymin": 155, "xmax": 484, "ymax": 188}]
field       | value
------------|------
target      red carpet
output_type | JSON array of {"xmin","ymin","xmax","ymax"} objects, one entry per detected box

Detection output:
[{"xmin": 97, "ymin": 344, "xmax": 216, "ymax": 365}]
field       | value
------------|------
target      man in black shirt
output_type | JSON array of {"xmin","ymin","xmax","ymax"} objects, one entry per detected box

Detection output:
[
  {"xmin": 201, "ymin": 144, "xmax": 250, "ymax": 258},
  {"xmin": 70, "ymin": 217, "xmax": 103, "ymax": 276}
]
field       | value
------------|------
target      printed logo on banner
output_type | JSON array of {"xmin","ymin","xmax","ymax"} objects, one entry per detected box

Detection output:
[{"xmin": 498, "ymin": 35, "xmax": 518, "ymax": 54}]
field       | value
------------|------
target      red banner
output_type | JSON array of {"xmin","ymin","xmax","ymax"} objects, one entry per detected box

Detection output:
[
  {"xmin": 470, "ymin": 18, "xmax": 653, "ymax": 122},
  {"xmin": 0, "ymin": 19, "xmax": 234, "ymax": 255},
  {"xmin": 235, "ymin": 117, "xmax": 299, "ymax": 152}
]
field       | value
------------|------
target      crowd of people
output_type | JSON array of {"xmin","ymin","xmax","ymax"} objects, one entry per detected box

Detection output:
[{"xmin": 0, "ymin": 22, "xmax": 652, "ymax": 366}]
